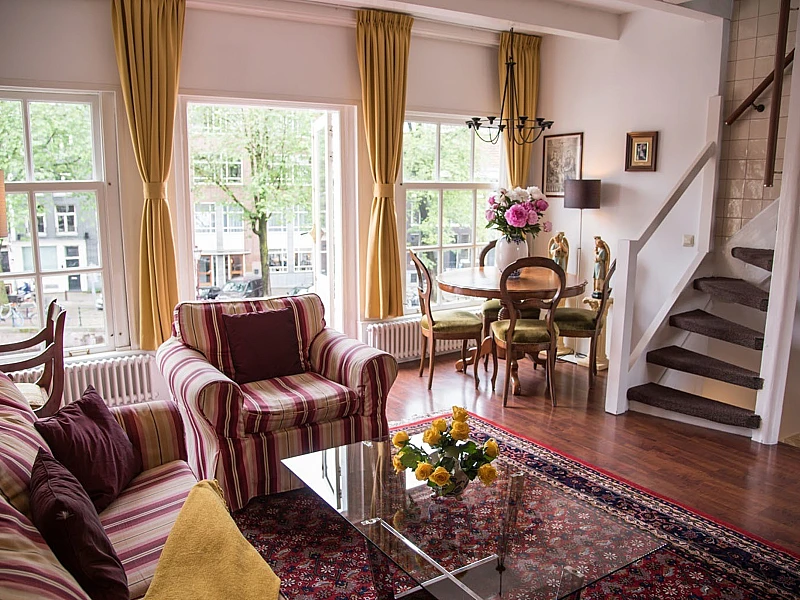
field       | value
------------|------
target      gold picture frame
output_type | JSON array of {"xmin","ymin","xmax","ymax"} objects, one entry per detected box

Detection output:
[{"xmin": 625, "ymin": 131, "xmax": 658, "ymax": 172}]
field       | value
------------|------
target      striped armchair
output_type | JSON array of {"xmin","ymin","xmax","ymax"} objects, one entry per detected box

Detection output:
[{"xmin": 157, "ymin": 294, "xmax": 398, "ymax": 511}]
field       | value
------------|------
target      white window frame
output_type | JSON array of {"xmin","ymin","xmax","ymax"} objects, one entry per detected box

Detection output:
[
  {"xmin": 268, "ymin": 249, "xmax": 288, "ymax": 273},
  {"xmin": 55, "ymin": 203, "xmax": 77, "ymax": 235},
  {"xmin": 0, "ymin": 88, "xmax": 130, "ymax": 354},
  {"xmin": 397, "ymin": 113, "xmax": 504, "ymax": 315},
  {"xmin": 194, "ymin": 202, "xmax": 216, "ymax": 233},
  {"xmin": 223, "ymin": 204, "xmax": 244, "ymax": 233},
  {"xmin": 192, "ymin": 154, "xmax": 243, "ymax": 185}
]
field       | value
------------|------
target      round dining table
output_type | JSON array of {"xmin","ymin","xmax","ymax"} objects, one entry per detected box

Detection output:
[{"xmin": 436, "ymin": 266, "xmax": 587, "ymax": 395}]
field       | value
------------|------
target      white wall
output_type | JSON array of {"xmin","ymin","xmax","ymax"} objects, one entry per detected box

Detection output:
[{"xmin": 534, "ymin": 11, "xmax": 724, "ymax": 354}]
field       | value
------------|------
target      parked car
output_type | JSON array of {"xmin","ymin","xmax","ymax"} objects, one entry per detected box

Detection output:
[
  {"xmin": 216, "ymin": 275, "xmax": 265, "ymax": 299},
  {"xmin": 196, "ymin": 286, "xmax": 221, "ymax": 300}
]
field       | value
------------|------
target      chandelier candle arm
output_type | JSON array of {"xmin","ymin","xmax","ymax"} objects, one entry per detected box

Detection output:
[{"xmin": 467, "ymin": 29, "xmax": 552, "ymax": 146}]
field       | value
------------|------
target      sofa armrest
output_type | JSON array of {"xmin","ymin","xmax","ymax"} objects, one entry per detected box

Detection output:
[
  {"xmin": 309, "ymin": 329, "xmax": 398, "ymax": 420},
  {"xmin": 110, "ymin": 400, "xmax": 188, "ymax": 471},
  {"xmin": 156, "ymin": 337, "xmax": 245, "ymax": 438}
]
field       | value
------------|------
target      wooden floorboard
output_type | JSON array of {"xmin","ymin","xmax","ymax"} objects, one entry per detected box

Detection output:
[{"xmin": 386, "ymin": 353, "xmax": 800, "ymax": 555}]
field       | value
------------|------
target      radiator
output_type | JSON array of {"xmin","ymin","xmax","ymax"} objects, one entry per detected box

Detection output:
[
  {"xmin": 365, "ymin": 315, "xmax": 479, "ymax": 363},
  {"xmin": 9, "ymin": 353, "xmax": 154, "ymax": 407}
]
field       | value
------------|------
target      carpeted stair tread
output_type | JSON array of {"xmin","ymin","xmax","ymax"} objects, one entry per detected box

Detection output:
[
  {"xmin": 669, "ymin": 309, "xmax": 764, "ymax": 350},
  {"xmin": 731, "ymin": 247, "xmax": 774, "ymax": 272},
  {"xmin": 627, "ymin": 383, "xmax": 762, "ymax": 429},
  {"xmin": 693, "ymin": 277, "xmax": 769, "ymax": 312},
  {"xmin": 647, "ymin": 345, "xmax": 763, "ymax": 390}
]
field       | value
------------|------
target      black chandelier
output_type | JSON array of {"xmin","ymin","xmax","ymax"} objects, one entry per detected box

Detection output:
[{"xmin": 466, "ymin": 29, "xmax": 553, "ymax": 145}]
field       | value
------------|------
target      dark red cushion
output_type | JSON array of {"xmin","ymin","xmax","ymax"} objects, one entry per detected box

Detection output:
[
  {"xmin": 29, "ymin": 449, "xmax": 129, "ymax": 600},
  {"xmin": 34, "ymin": 386, "xmax": 141, "ymax": 512},
  {"xmin": 222, "ymin": 308, "xmax": 305, "ymax": 384}
]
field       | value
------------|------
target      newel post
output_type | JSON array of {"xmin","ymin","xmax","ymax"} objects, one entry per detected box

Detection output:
[{"xmin": 605, "ymin": 239, "xmax": 637, "ymax": 415}]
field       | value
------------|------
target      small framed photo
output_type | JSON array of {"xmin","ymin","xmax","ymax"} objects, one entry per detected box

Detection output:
[
  {"xmin": 625, "ymin": 131, "xmax": 658, "ymax": 172},
  {"xmin": 542, "ymin": 132, "xmax": 583, "ymax": 197}
]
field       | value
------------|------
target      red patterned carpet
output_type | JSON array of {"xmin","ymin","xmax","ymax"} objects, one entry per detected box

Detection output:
[{"xmin": 234, "ymin": 416, "xmax": 799, "ymax": 599}]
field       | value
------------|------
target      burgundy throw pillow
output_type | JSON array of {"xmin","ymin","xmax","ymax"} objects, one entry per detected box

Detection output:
[
  {"xmin": 34, "ymin": 386, "xmax": 142, "ymax": 512},
  {"xmin": 29, "ymin": 449, "xmax": 129, "ymax": 600},
  {"xmin": 222, "ymin": 308, "xmax": 305, "ymax": 384}
]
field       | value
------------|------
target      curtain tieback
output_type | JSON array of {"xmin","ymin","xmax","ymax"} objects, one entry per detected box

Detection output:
[
  {"xmin": 143, "ymin": 181, "xmax": 167, "ymax": 200},
  {"xmin": 373, "ymin": 183, "xmax": 394, "ymax": 198}
]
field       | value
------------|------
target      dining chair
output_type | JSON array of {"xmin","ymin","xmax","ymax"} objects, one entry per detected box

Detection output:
[
  {"xmin": 478, "ymin": 240, "xmax": 541, "ymax": 368},
  {"xmin": 490, "ymin": 257, "xmax": 565, "ymax": 407},
  {"xmin": 408, "ymin": 249, "xmax": 483, "ymax": 390},
  {"xmin": 0, "ymin": 299, "xmax": 66, "ymax": 417},
  {"xmin": 554, "ymin": 259, "xmax": 616, "ymax": 388}
]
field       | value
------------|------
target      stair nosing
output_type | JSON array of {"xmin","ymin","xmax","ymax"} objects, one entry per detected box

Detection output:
[
  {"xmin": 669, "ymin": 309, "xmax": 764, "ymax": 351},
  {"xmin": 627, "ymin": 382, "xmax": 761, "ymax": 429},
  {"xmin": 646, "ymin": 345, "xmax": 763, "ymax": 390}
]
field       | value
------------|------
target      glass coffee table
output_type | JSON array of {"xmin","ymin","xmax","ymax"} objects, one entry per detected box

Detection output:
[{"xmin": 283, "ymin": 435, "xmax": 665, "ymax": 599}]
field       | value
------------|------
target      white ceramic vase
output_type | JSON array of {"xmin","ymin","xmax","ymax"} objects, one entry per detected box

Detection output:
[{"xmin": 496, "ymin": 236, "xmax": 529, "ymax": 278}]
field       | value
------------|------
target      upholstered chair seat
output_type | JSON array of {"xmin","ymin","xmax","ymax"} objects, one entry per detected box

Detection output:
[
  {"xmin": 490, "ymin": 319, "xmax": 557, "ymax": 345},
  {"xmin": 553, "ymin": 307, "xmax": 597, "ymax": 331},
  {"xmin": 420, "ymin": 311, "xmax": 483, "ymax": 335},
  {"xmin": 480, "ymin": 299, "xmax": 541, "ymax": 321}
]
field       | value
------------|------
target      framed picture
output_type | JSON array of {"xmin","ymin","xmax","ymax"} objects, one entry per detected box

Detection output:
[
  {"xmin": 542, "ymin": 133, "xmax": 583, "ymax": 197},
  {"xmin": 625, "ymin": 131, "xmax": 658, "ymax": 172}
]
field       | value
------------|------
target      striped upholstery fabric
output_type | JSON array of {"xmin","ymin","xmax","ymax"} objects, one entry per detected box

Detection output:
[
  {"xmin": 0, "ymin": 374, "xmax": 48, "ymax": 518},
  {"xmin": 157, "ymin": 296, "xmax": 398, "ymax": 511},
  {"xmin": 0, "ymin": 497, "xmax": 89, "ymax": 600},
  {"xmin": 309, "ymin": 328, "xmax": 398, "ymax": 420},
  {"xmin": 218, "ymin": 414, "xmax": 386, "ymax": 510},
  {"xmin": 173, "ymin": 294, "xmax": 326, "ymax": 378},
  {"xmin": 241, "ymin": 373, "xmax": 359, "ymax": 433},
  {"xmin": 100, "ymin": 460, "xmax": 197, "ymax": 599},
  {"xmin": 110, "ymin": 401, "xmax": 188, "ymax": 471}
]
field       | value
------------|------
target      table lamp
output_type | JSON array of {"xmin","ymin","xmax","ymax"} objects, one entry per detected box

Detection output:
[{"xmin": 564, "ymin": 179, "xmax": 601, "ymax": 282}]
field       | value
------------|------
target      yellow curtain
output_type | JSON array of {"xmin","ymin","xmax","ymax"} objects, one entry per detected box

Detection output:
[
  {"xmin": 500, "ymin": 31, "xmax": 541, "ymax": 188},
  {"xmin": 356, "ymin": 9, "xmax": 413, "ymax": 319},
  {"xmin": 111, "ymin": 0, "xmax": 184, "ymax": 350}
]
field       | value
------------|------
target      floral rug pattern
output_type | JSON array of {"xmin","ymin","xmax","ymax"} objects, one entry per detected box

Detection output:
[{"xmin": 234, "ymin": 417, "xmax": 799, "ymax": 599}]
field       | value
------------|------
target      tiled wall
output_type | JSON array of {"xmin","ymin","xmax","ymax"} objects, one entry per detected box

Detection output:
[{"xmin": 717, "ymin": 0, "xmax": 797, "ymax": 247}]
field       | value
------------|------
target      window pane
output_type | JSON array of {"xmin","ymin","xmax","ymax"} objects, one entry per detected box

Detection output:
[
  {"xmin": 0, "ymin": 101, "xmax": 26, "ymax": 181},
  {"xmin": 0, "ymin": 278, "xmax": 39, "ymax": 341},
  {"xmin": 1, "ymin": 193, "xmax": 32, "ymax": 274},
  {"xmin": 29, "ymin": 101, "xmax": 94, "ymax": 181},
  {"xmin": 405, "ymin": 250, "xmax": 439, "ymax": 309},
  {"xmin": 35, "ymin": 192, "xmax": 100, "ymax": 269},
  {"xmin": 439, "ymin": 124, "xmax": 470, "ymax": 182},
  {"xmin": 403, "ymin": 122, "xmax": 436, "ymax": 182},
  {"xmin": 406, "ymin": 190, "xmax": 439, "ymax": 247},
  {"xmin": 443, "ymin": 190, "xmax": 473, "ymax": 245},
  {"xmin": 473, "ymin": 138, "xmax": 501, "ymax": 184},
  {"xmin": 441, "ymin": 248, "xmax": 471, "ymax": 303},
  {"xmin": 194, "ymin": 203, "xmax": 216, "ymax": 233},
  {"xmin": 42, "ymin": 272, "xmax": 106, "ymax": 349}
]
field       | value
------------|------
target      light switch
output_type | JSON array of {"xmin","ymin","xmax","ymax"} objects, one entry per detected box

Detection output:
[{"xmin": 683, "ymin": 234, "xmax": 695, "ymax": 247}]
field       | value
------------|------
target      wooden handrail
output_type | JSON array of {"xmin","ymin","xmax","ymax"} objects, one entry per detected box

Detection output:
[
  {"xmin": 765, "ymin": 0, "xmax": 792, "ymax": 187},
  {"xmin": 724, "ymin": 49, "xmax": 794, "ymax": 126}
]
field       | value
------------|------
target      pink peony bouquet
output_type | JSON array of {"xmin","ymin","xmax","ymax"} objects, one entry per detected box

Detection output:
[{"xmin": 485, "ymin": 187, "xmax": 552, "ymax": 242}]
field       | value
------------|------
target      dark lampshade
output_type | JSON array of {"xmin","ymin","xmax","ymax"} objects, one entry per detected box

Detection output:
[{"xmin": 564, "ymin": 179, "xmax": 601, "ymax": 210}]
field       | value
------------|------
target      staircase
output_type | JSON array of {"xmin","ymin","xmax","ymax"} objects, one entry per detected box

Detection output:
[{"xmin": 627, "ymin": 247, "xmax": 773, "ymax": 431}]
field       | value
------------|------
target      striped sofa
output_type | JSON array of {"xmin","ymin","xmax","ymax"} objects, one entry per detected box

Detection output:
[
  {"xmin": 0, "ymin": 371, "xmax": 196, "ymax": 599},
  {"xmin": 156, "ymin": 294, "xmax": 398, "ymax": 511}
]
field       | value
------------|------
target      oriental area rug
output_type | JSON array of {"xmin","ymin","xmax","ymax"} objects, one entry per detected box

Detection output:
[{"xmin": 234, "ymin": 416, "xmax": 800, "ymax": 599}]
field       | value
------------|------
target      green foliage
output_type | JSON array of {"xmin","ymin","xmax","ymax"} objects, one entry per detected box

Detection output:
[
  {"xmin": 0, "ymin": 100, "xmax": 24, "ymax": 181},
  {"xmin": 29, "ymin": 102, "xmax": 93, "ymax": 181},
  {"xmin": 189, "ymin": 104, "xmax": 322, "ymax": 291}
]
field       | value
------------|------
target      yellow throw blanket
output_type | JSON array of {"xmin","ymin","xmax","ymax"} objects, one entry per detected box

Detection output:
[{"xmin": 144, "ymin": 480, "xmax": 281, "ymax": 600}]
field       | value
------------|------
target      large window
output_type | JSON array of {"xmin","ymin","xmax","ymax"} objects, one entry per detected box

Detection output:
[
  {"xmin": 400, "ymin": 118, "xmax": 501, "ymax": 311},
  {"xmin": 0, "ymin": 90, "xmax": 120, "ymax": 353}
]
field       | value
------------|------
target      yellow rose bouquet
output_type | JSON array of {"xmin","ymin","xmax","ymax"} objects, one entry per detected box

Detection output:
[{"xmin": 392, "ymin": 407, "xmax": 500, "ymax": 497}]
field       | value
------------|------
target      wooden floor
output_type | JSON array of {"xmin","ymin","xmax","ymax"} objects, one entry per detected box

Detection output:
[{"xmin": 385, "ymin": 352, "xmax": 800, "ymax": 555}]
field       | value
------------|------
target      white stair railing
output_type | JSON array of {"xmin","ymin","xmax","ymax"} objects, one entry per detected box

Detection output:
[{"xmin": 605, "ymin": 95, "xmax": 722, "ymax": 415}]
